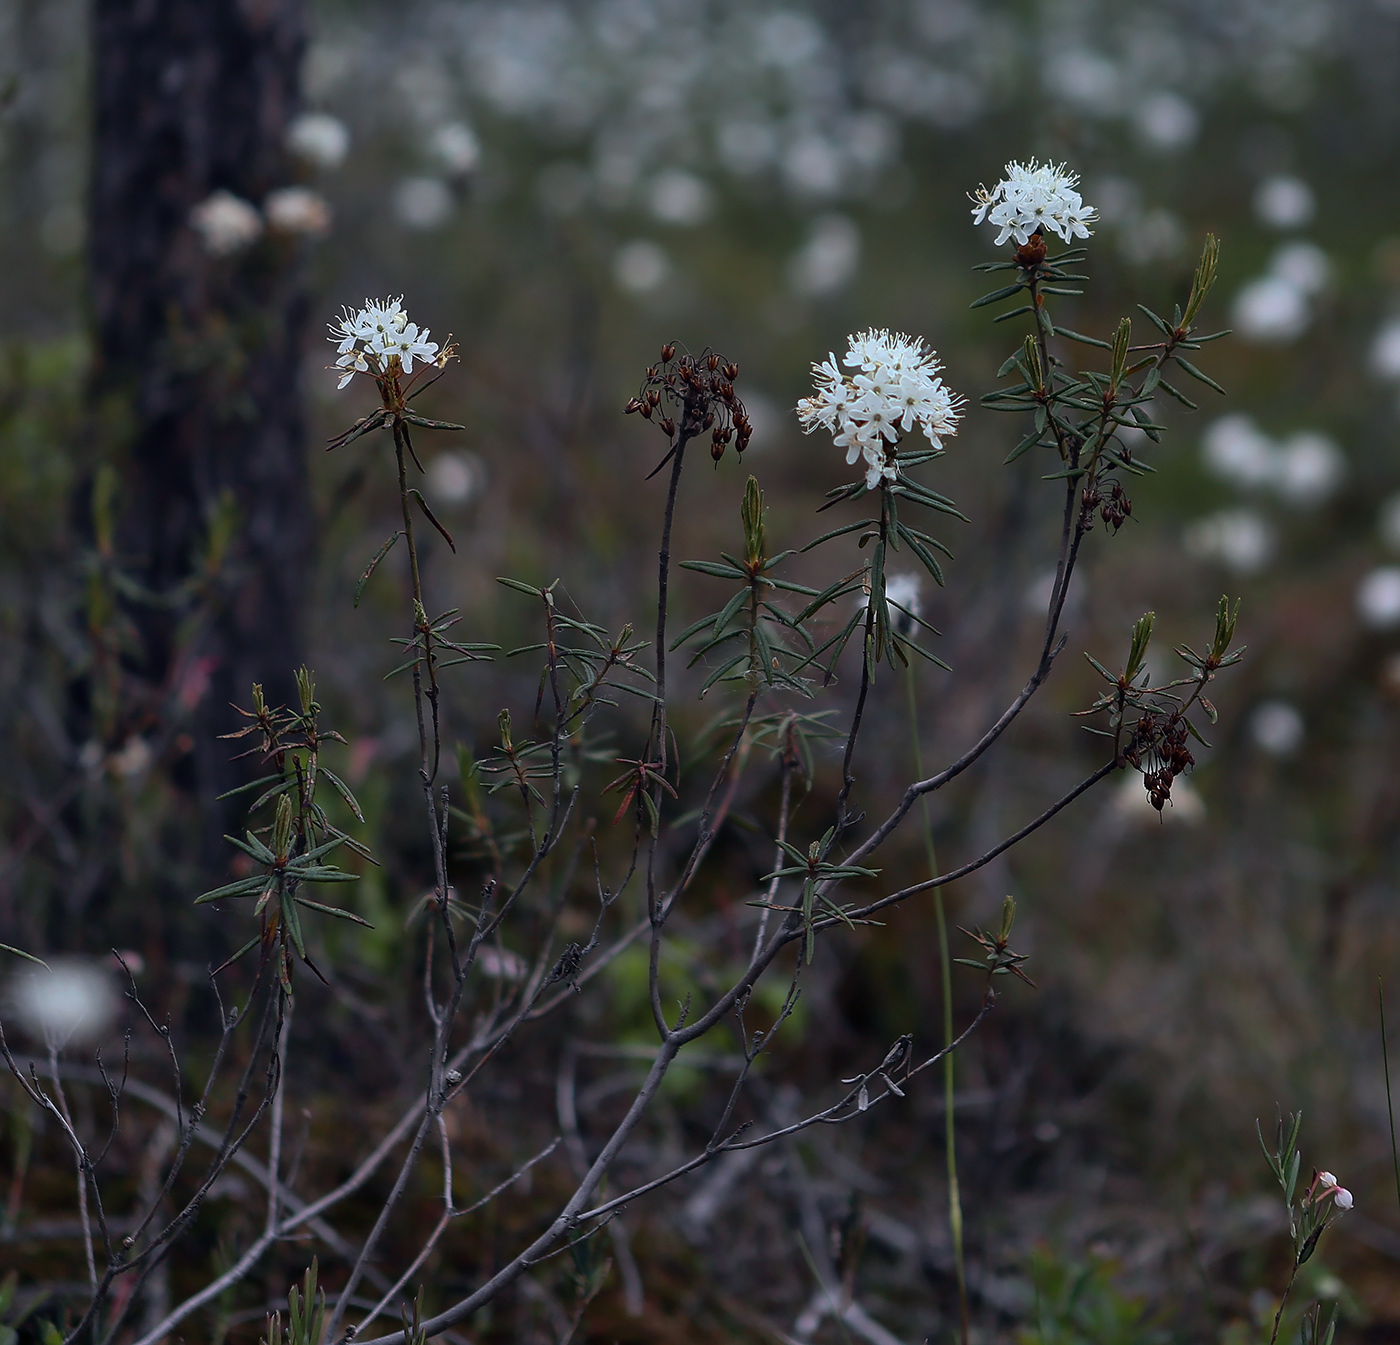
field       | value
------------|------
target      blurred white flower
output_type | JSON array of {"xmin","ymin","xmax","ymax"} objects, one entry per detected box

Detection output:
[
  {"xmin": 1183, "ymin": 510, "xmax": 1275, "ymax": 574},
  {"xmin": 190, "ymin": 190, "xmax": 263, "ymax": 257},
  {"xmin": 1253, "ymin": 175, "xmax": 1315, "ymax": 230},
  {"xmin": 788, "ymin": 214, "xmax": 861, "ymax": 298},
  {"xmin": 1333, "ymin": 1187, "xmax": 1354, "ymax": 1211},
  {"xmin": 394, "ymin": 177, "xmax": 453, "ymax": 230},
  {"xmin": 613, "ymin": 239, "xmax": 670, "ymax": 294},
  {"xmin": 1133, "ymin": 92, "xmax": 1198, "ymax": 149},
  {"xmin": 1112, "ymin": 771, "xmax": 1205, "ymax": 825},
  {"xmin": 783, "ymin": 133, "xmax": 845, "ymax": 197},
  {"xmin": 1249, "ymin": 700, "xmax": 1304, "ymax": 755},
  {"xmin": 1271, "ymin": 241, "xmax": 1330, "ymax": 294},
  {"xmin": 797, "ymin": 329, "xmax": 961, "ymax": 490},
  {"xmin": 883, "ymin": 573, "xmax": 922, "ymax": 636},
  {"xmin": 431, "ymin": 121, "xmax": 481, "ymax": 176},
  {"xmin": 1231, "ymin": 242, "xmax": 1330, "ymax": 344},
  {"xmin": 110, "ymin": 736, "xmax": 153, "ymax": 778},
  {"xmin": 1357, "ymin": 566, "xmax": 1400, "ymax": 629},
  {"xmin": 477, "ymin": 945, "xmax": 526, "ymax": 981},
  {"xmin": 427, "ymin": 451, "xmax": 482, "ymax": 505},
  {"xmin": 11, "ymin": 960, "xmax": 119, "ymax": 1046},
  {"xmin": 1232, "ymin": 275, "xmax": 1309, "ymax": 342},
  {"xmin": 648, "ymin": 170, "xmax": 713, "ymax": 226},
  {"xmin": 971, "ymin": 158, "xmax": 1097, "ymax": 246},
  {"xmin": 1370, "ymin": 319, "xmax": 1400, "ymax": 379},
  {"xmin": 1275, "ymin": 432, "xmax": 1344, "ymax": 505},
  {"xmin": 265, "ymin": 186, "xmax": 332, "ymax": 237},
  {"xmin": 1200, "ymin": 416, "xmax": 1343, "ymax": 505},
  {"xmin": 286, "ymin": 112, "xmax": 350, "ymax": 169},
  {"xmin": 1202, "ymin": 414, "xmax": 1277, "ymax": 489}
]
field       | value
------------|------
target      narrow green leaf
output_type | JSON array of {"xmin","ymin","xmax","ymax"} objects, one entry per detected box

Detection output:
[
  {"xmin": 355, "ymin": 532, "xmax": 401, "ymax": 608},
  {"xmin": 969, "ymin": 283, "xmax": 1025, "ymax": 309},
  {"xmin": 408, "ymin": 489, "xmax": 456, "ymax": 553}
]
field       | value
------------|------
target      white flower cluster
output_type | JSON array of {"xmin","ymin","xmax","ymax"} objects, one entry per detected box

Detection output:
[
  {"xmin": 971, "ymin": 159, "xmax": 1097, "ymax": 247},
  {"xmin": 328, "ymin": 298, "xmax": 440, "ymax": 389},
  {"xmin": 797, "ymin": 329, "xmax": 961, "ymax": 490}
]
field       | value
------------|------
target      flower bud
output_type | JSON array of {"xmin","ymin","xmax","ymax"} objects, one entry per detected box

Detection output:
[{"xmin": 1334, "ymin": 1187, "xmax": 1354, "ymax": 1210}]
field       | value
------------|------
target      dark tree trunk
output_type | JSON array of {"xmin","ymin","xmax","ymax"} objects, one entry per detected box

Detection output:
[{"xmin": 88, "ymin": 0, "xmax": 311, "ymax": 815}]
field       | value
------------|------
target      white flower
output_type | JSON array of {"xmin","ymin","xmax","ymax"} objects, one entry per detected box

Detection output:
[
  {"xmin": 1317, "ymin": 1171, "xmax": 1337, "ymax": 1186},
  {"xmin": 190, "ymin": 190, "xmax": 263, "ymax": 257},
  {"xmin": 1333, "ymin": 1187, "xmax": 1354, "ymax": 1210},
  {"xmin": 797, "ymin": 329, "xmax": 961, "ymax": 490},
  {"xmin": 383, "ymin": 322, "xmax": 440, "ymax": 374},
  {"xmin": 971, "ymin": 159, "xmax": 1097, "ymax": 246},
  {"xmin": 328, "ymin": 297, "xmax": 435, "ymax": 387}
]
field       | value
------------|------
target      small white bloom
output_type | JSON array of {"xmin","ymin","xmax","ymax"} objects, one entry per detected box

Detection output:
[
  {"xmin": 190, "ymin": 190, "xmax": 263, "ymax": 257},
  {"xmin": 1358, "ymin": 567, "xmax": 1400, "ymax": 629},
  {"xmin": 264, "ymin": 186, "xmax": 332, "ymax": 237},
  {"xmin": 1249, "ymin": 700, "xmax": 1304, "ymax": 756},
  {"xmin": 796, "ymin": 329, "xmax": 961, "ymax": 489},
  {"xmin": 328, "ymin": 297, "xmax": 432, "ymax": 387},
  {"xmin": 1371, "ymin": 319, "xmax": 1400, "ymax": 380},
  {"xmin": 11, "ymin": 961, "xmax": 119, "ymax": 1046},
  {"xmin": 1317, "ymin": 1171, "xmax": 1337, "ymax": 1186},
  {"xmin": 431, "ymin": 122, "xmax": 481, "ymax": 176},
  {"xmin": 286, "ymin": 113, "xmax": 350, "ymax": 169},
  {"xmin": 1333, "ymin": 1187, "xmax": 1353, "ymax": 1210},
  {"xmin": 970, "ymin": 158, "xmax": 1097, "ymax": 246},
  {"xmin": 1182, "ymin": 509, "xmax": 1275, "ymax": 574},
  {"xmin": 394, "ymin": 177, "xmax": 453, "ymax": 230},
  {"xmin": 1254, "ymin": 175, "xmax": 1315, "ymax": 230}
]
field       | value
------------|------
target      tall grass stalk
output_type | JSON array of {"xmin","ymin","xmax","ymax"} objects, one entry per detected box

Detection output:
[{"xmin": 906, "ymin": 662, "xmax": 969, "ymax": 1343}]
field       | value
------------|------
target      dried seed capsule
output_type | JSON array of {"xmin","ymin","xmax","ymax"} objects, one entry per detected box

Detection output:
[{"xmin": 661, "ymin": 342, "xmax": 676, "ymax": 362}]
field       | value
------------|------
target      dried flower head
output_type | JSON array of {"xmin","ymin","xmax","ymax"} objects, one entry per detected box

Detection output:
[
  {"xmin": 624, "ymin": 343, "xmax": 752, "ymax": 461},
  {"xmin": 970, "ymin": 159, "xmax": 1097, "ymax": 247},
  {"xmin": 796, "ymin": 328, "xmax": 961, "ymax": 490},
  {"xmin": 329, "ymin": 297, "xmax": 441, "ymax": 389}
]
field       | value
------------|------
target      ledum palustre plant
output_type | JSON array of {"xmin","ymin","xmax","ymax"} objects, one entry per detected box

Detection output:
[{"xmin": 0, "ymin": 159, "xmax": 1246, "ymax": 1345}]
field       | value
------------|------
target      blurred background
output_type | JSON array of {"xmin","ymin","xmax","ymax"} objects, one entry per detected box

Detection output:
[{"xmin": 5, "ymin": 0, "xmax": 1400, "ymax": 1339}]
